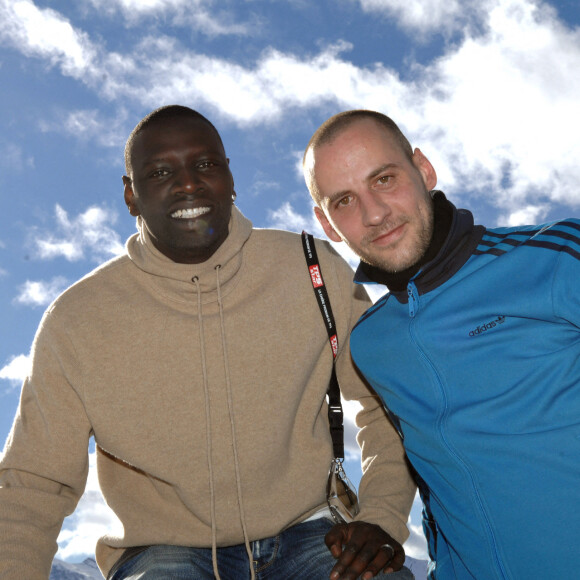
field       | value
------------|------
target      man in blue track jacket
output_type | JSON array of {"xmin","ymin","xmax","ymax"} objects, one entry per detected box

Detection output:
[{"xmin": 302, "ymin": 109, "xmax": 580, "ymax": 580}]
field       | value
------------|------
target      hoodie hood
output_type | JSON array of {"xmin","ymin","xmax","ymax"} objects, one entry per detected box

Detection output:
[{"xmin": 126, "ymin": 206, "xmax": 253, "ymax": 303}]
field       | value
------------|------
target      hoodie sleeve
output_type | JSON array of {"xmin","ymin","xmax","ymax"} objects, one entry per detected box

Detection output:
[
  {"xmin": 323, "ymin": 245, "xmax": 416, "ymax": 545},
  {"xmin": 0, "ymin": 309, "xmax": 91, "ymax": 579}
]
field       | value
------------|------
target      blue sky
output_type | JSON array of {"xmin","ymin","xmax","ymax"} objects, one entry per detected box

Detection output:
[{"xmin": 1, "ymin": 0, "xmax": 580, "ymax": 564}]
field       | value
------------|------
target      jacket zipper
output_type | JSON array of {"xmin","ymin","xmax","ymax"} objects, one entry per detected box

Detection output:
[{"xmin": 406, "ymin": 281, "xmax": 508, "ymax": 580}]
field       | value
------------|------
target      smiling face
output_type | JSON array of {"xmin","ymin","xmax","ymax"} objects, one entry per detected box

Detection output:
[
  {"xmin": 123, "ymin": 117, "xmax": 235, "ymax": 264},
  {"xmin": 308, "ymin": 118, "xmax": 437, "ymax": 273}
]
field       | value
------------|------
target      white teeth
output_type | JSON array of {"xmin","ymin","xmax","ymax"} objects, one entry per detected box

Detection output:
[{"xmin": 171, "ymin": 207, "xmax": 211, "ymax": 219}]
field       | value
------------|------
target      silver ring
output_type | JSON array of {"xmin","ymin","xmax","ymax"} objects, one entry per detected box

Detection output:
[{"xmin": 380, "ymin": 543, "xmax": 394, "ymax": 559}]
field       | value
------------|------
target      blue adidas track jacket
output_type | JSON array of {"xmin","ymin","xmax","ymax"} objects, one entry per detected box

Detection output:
[{"xmin": 351, "ymin": 195, "xmax": 580, "ymax": 579}]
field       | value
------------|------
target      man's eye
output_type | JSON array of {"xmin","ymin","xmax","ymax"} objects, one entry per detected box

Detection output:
[
  {"xmin": 377, "ymin": 175, "xmax": 391, "ymax": 184},
  {"xmin": 198, "ymin": 161, "xmax": 216, "ymax": 169},
  {"xmin": 150, "ymin": 169, "xmax": 169, "ymax": 178}
]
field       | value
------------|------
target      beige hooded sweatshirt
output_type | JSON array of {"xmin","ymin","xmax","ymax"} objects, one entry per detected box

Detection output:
[{"xmin": 0, "ymin": 207, "xmax": 415, "ymax": 578}]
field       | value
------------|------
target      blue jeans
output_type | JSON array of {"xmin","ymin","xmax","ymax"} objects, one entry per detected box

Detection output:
[{"xmin": 108, "ymin": 518, "xmax": 415, "ymax": 579}]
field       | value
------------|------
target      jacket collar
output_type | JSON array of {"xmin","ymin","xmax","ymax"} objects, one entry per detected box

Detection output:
[{"xmin": 354, "ymin": 193, "xmax": 485, "ymax": 302}]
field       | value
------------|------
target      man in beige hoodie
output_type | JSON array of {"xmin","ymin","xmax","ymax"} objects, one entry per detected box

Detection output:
[{"xmin": 0, "ymin": 106, "xmax": 416, "ymax": 580}]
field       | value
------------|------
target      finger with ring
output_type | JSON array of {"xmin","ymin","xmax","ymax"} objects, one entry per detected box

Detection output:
[{"xmin": 380, "ymin": 543, "xmax": 394, "ymax": 560}]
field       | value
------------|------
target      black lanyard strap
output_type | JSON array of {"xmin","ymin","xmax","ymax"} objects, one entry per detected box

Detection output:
[{"xmin": 301, "ymin": 232, "xmax": 344, "ymax": 459}]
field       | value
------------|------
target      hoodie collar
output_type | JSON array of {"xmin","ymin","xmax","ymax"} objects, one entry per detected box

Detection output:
[{"xmin": 126, "ymin": 206, "xmax": 253, "ymax": 302}]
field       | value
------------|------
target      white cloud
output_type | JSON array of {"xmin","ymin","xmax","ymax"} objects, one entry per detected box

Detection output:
[
  {"xmin": 88, "ymin": 5, "xmax": 580, "ymax": 219},
  {"xmin": 405, "ymin": 494, "xmax": 429, "ymax": 559},
  {"xmin": 3, "ymin": 20, "xmax": 397, "ymax": 126},
  {"xmin": 408, "ymin": 0, "xmax": 580, "ymax": 221},
  {"xmin": 15, "ymin": 276, "xmax": 69, "ymax": 308},
  {"xmin": 0, "ymin": 142, "xmax": 34, "ymax": 173},
  {"xmin": 33, "ymin": 204, "xmax": 125, "ymax": 262},
  {"xmin": 39, "ymin": 109, "xmax": 128, "ymax": 149},
  {"xmin": 268, "ymin": 201, "xmax": 320, "ymax": 234},
  {"xmin": 92, "ymin": 0, "xmax": 193, "ymax": 9},
  {"xmin": 502, "ymin": 204, "xmax": 549, "ymax": 226},
  {"xmin": 85, "ymin": 0, "xmax": 252, "ymax": 36},
  {"xmin": 0, "ymin": 0, "xmax": 98, "ymax": 77},
  {"xmin": 3, "ymin": 0, "xmax": 580, "ymax": 225},
  {"xmin": 0, "ymin": 354, "xmax": 30, "ymax": 388},
  {"xmin": 57, "ymin": 452, "xmax": 122, "ymax": 561},
  {"xmin": 342, "ymin": 398, "xmax": 363, "ymax": 459},
  {"xmin": 267, "ymin": 200, "xmax": 388, "ymax": 302},
  {"xmin": 248, "ymin": 175, "xmax": 281, "ymax": 198},
  {"xmin": 355, "ymin": 0, "xmax": 467, "ymax": 34},
  {"xmin": 0, "ymin": 238, "xmax": 6, "ymax": 277}
]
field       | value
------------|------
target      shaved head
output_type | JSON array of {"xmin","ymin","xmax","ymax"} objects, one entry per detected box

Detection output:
[{"xmin": 303, "ymin": 110, "xmax": 413, "ymax": 205}]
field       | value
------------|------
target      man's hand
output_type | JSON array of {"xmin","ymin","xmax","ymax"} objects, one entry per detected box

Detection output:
[{"xmin": 325, "ymin": 521, "xmax": 405, "ymax": 580}]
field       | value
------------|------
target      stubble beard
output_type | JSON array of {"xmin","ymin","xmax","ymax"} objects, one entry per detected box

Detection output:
[{"xmin": 350, "ymin": 202, "xmax": 434, "ymax": 274}]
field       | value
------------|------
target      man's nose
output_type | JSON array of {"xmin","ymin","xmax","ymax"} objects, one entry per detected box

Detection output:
[
  {"xmin": 172, "ymin": 166, "xmax": 201, "ymax": 192},
  {"xmin": 361, "ymin": 191, "xmax": 391, "ymax": 227}
]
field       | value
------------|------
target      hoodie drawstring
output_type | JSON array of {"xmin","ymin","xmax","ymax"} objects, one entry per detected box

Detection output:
[
  {"xmin": 193, "ymin": 270, "xmax": 256, "ymax": 580},
  {"xmin": 192, "ymin": 275, "xmax": 221, "ymax": 580},
  {"xmin": 215, "ymin": 266, "xmax": 256, "ymax": 580}
]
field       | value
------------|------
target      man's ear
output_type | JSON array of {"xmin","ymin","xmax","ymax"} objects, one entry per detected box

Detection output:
[
  {"xmin": 412, "ymin": 148, "xmax": 437, "ymax": 191},
  {"xmin": 123, "ymin": 176, "xmax": 140, "ymax": 216},
  {"xmin": 314, "ymin": 206, "xmax": 342, "ymax": 243},
  {"xmin": 225, "ymin": 158, "xmax": 236, "ymax": 195}
]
